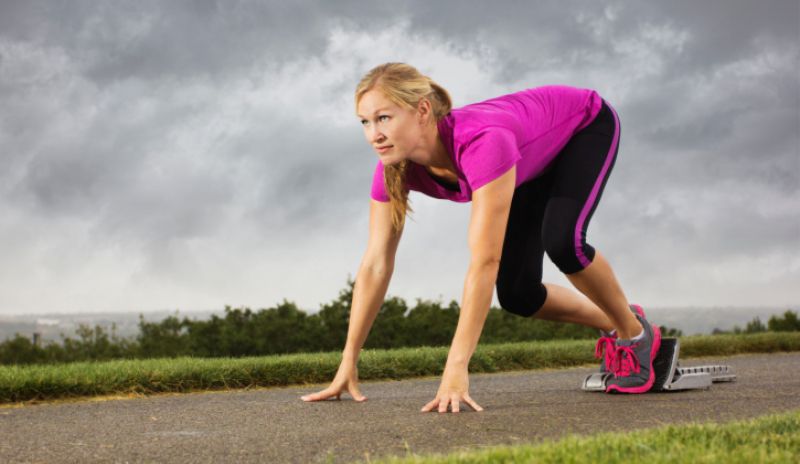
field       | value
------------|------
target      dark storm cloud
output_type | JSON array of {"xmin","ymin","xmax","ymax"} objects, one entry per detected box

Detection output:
[
  {"xmin": 644, "ymin": 1, "xmax": 799, "ymax": 69},
  {"xmin": 400, "ymin": 1, "xmax": 798, "ymax": 79},
  {"xmin": 0, "ymin": 0, "xmax": 390, "ymax": 242},
  {"xmin": 0, "ymin": 0, "xmax": 350, "ymax": 82},
  {"xmin": 3, "ymin": 73, "xmax": 237, "ymax": 245},
  {"xmin": 245, "ymin": 128, "xmax": 369, "ymax": 233}
]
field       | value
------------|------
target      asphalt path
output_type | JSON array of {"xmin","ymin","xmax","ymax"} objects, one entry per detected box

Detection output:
[{"xmin": 2, "ymin": 352, "xmax": 799, "ymax": 463}]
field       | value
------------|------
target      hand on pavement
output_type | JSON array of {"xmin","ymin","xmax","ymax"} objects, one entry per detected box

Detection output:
[
  {"xmin": 300, "ymin": 362, "xmax": 367, "ymax": 402},
  {"xmin": 421, "ymin": 364, "xmax": 483, "ymax": 413}
]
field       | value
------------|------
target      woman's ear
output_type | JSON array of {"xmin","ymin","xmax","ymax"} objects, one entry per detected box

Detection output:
[{"xmin": 417, "ymin": 98, "xmax": 433, "ymax": 126}]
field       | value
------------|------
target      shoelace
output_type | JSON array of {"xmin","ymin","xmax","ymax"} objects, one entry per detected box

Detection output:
[
  {"xmin": 612, "ymin": 344, "xmax": 641, "ymax": 377},
  {"xmin": 594, "ymin": 336, "xmax": 616, "ymax": 371}
]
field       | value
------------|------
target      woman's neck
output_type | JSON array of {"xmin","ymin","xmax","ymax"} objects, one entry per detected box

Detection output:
[{"xmin": 414, "ymin": 122, "xmax": 456, "ymax": 176}]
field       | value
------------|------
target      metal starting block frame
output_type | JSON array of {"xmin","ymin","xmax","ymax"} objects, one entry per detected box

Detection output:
[{"xmin": 582, "ymin": 338, "xmax": 737, "ymax": 392}]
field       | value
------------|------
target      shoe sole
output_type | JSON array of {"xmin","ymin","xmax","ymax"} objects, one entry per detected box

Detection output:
[{"xmin": 605, "ymin": 324, "xmax": 662, "ymax": 394}]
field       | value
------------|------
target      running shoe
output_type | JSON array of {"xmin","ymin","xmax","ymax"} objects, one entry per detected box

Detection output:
[
  {"xmin": 595, "ymin": 304, "xmax": 647, "ymax": 374},
  {"xmin": 605, "ymin": 312, "xmax": 662, "ymax": 394}
]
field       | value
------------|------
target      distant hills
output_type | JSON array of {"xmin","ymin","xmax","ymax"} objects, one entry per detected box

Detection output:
[
  {"xmin": 643, "ymin": 306, "xmax": 797, "ymax": 335},
  {"xmin": 0, "ymin": 310, "xmax": 216, "ymax": 343}
]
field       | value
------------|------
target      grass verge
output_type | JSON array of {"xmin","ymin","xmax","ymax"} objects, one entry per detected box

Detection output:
[
  {"xmin": 1, "ymin": 332, "xmax": 799, "ymax": 404},
  {"xmin": 369, "ymin": 409, "xmax": 800, "ymax": 464}
]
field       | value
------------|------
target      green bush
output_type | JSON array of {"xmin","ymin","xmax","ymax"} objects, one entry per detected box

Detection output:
[{"xmin": 2, "ymin": 279, "xmax": 796, "ymax": 366}]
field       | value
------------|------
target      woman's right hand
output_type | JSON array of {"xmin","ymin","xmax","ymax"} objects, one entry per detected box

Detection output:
[{"xmin": 300, "ymin": 361, "xmax": 367, "ymax": 402}]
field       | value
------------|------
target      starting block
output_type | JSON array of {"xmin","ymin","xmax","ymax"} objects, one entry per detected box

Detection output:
[{"xmin": 582, "ymin": 338, "xmax": 736, "ymax": 392}]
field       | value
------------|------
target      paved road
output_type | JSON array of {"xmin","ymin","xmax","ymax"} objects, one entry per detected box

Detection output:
[{"xmin": 2, "ymin": 352, "xmax": 799, "ymax": 463}]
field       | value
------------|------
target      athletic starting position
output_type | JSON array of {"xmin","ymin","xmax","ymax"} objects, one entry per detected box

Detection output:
[{"xmin": 301, "ymin": 62, "xmax": 661, "ymax": 412}]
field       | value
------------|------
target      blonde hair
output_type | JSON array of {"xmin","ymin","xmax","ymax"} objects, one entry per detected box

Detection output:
[{"xmin": 354, "ymin": 63, "xmax": 453, "ymax": 233}]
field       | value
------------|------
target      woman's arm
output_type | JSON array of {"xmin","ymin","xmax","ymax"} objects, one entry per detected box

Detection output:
[
  {"xmin": 446, "ymin": 165, "xmax": 517, "ymax": 368},
  {"xmin": 342, "ymin": 198, "xmax": 404, "ymax": 363},
  {"xmin": 300, "ymin": 198, "xmax": 402, "ymax": 403},
  {"xmin": 421, "ymin": 165, "xmax": 516, "ymax": 413}
]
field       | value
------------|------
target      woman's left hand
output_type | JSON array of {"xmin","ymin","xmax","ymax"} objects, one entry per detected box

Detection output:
[{"xmin": 421, "ymin": 364, "xmax": 484, "ymax": 413}]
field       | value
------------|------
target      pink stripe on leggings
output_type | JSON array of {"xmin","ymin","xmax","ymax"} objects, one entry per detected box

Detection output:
[{"xmin": 574, "ymin": 102, "xmax": 620, "ymax": 268}]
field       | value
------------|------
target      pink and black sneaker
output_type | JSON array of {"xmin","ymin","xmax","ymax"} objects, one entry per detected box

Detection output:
[
  {"xmin": 595, "ymin": 304, "xmax": 647, "ymax": 374},
  {"xmin": 605, "ymin": 312, "xmax": 662, "ymax": 394}
]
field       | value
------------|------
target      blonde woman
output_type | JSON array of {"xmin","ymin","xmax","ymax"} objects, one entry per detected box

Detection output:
[{"xmin": 301, "ymin": 63, "xmax": 661, "ymax": 413}]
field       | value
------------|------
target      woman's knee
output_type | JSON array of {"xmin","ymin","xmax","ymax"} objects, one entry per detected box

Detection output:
[
  {"xmin": 543, "ymin": 227, "xmax": 595, "ymax": 274},
  {"xmin": 542, "ymin": 198, "xmax": 596, "ymax": 274},
  {"xmin": 496, "ymin": 281, "xmax": 547, "ymax": 317}
]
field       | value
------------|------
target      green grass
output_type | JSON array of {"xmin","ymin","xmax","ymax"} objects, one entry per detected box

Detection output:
[
  {"xmin": 368, "ymin": 410, "xmax": 800, "ymax": 464},
  {"xmin": 1, "ymin": 332, "xmax": 799, "ymax": 404}
]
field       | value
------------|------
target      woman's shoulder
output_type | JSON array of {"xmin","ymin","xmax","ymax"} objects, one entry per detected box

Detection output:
[
  {"xmin": 447, "ymin": 85, "xmax": 599, "ymax": 138},
  {"xmin": 444, "ymin": 100, "xmax": 521, "ymax": 145},
  {"xmin": 456, "ymin": 85, "xmax": 592, "ymax": 105}
]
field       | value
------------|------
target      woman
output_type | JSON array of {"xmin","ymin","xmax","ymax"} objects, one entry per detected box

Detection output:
[{"xmin": 301, "ymin": 63, "xmax": 661, "ymax": 413}]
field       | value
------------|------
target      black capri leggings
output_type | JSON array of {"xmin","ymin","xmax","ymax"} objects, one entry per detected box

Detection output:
[{"xmin": 496, "ymin": 99, "xmax": 621, "ymax": 318}]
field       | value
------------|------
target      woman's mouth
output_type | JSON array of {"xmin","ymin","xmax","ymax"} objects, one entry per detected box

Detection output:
[{"xmin": 376, "ymin": 145, "xmax": 393, "ymax": 154}]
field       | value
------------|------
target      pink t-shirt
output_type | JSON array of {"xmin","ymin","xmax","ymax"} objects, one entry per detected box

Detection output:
[{"xmin": 370, "ymin": 85, "xmax": 603, "ymax": 203}]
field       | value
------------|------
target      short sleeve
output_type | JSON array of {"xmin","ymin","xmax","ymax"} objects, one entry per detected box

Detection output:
[
  {"xmin": 370, "ymin": 161, "xmax": 390, "ymax": 202},
  {"xmin": 459, "ymin": 128, "xmax": 521, "ymax": 191}
]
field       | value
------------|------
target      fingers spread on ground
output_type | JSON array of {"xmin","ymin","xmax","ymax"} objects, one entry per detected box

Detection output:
[
  {"xmin": 348, "ymin": 386, "xmax": 364, "ymax": 401},
  {"xmin": 438, "ymin": 397, "xmax": 449, "ymax": 413},
  {"xmin": 421, "ymin": 399, "xmax": 437, "ymax": 412},
  {"xmin": 465, "ymin": 396, "xmax": 483, "ymax": 411}
]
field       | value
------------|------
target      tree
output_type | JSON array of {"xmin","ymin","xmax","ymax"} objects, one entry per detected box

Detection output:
[
  {"xmin": 314, "ymin": 277, "xmax": 355, "ymax": 351},
  {"xmin": 366, "ymin": 296, "xmax": 410, "ymax": 349},
  {"xmin": 137, "ymin": 313, "xmax": 190, "ymax": 358},
  {"xmin": 0, "ymin": 334, "xmax": 42, "ymax": 364},
  {"xmin": 218, "ymin": 307, "xmax": 258, "ymax": 357},
  {"xmin": 60, "ymin": 324, "xmax": 133, "ymax": 362},
  {"xmin": 404, "ymin": 299, "xmax": 459, "ymax": 347},
  {"xmin": 745, "ymin": 317, "xmax": 767, "ymax": 333},
  {"xmin": 253, "ymin": 300, "xmax": 318, "ymax": 354},
  {"xmin": 187, "ymin": 314, "xmax": 224, "ymax": 357},
  {"xmin": 768, "ymin": 310, "xmax": 800, "ymax": 332}
]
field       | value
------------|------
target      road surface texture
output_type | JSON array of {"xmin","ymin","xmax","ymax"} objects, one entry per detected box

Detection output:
[{"xmin": 2, "ymin": 352, "xmax": 799, "ymax": 463}]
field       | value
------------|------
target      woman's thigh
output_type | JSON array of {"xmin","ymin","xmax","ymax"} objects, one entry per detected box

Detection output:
[
  {"xmin": 495, "ymin": 172, "xmax": 553, "ymax": 317},
  {"xmin": 542, "ymin": 99, "xmax": 621, "ymax": 274}
]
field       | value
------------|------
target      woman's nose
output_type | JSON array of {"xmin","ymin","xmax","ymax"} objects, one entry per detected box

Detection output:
[{"xmin": 370, "ymin": 128, "xmax": 385, "ymax": 143}]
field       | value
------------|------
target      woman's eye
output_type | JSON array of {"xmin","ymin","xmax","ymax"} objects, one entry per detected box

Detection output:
[{"xmin": 360, "ymin": 116, "xmax": 388, "ymax": 126}]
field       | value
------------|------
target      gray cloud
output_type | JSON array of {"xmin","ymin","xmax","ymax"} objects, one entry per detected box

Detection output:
[{"xmin": 0, "ymin": 0, "xmax": 797, "ymax": 313}]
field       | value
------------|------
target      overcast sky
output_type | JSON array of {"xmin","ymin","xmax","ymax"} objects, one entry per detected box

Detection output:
[{"xmin": 0, "ymin": 0, "xmax": 797, "ymax": 316}]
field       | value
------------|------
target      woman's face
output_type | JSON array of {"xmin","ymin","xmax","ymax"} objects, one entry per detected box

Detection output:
[{"xmin": 357, "ymin": 89, "xmax": 424, "ymax": 166}]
